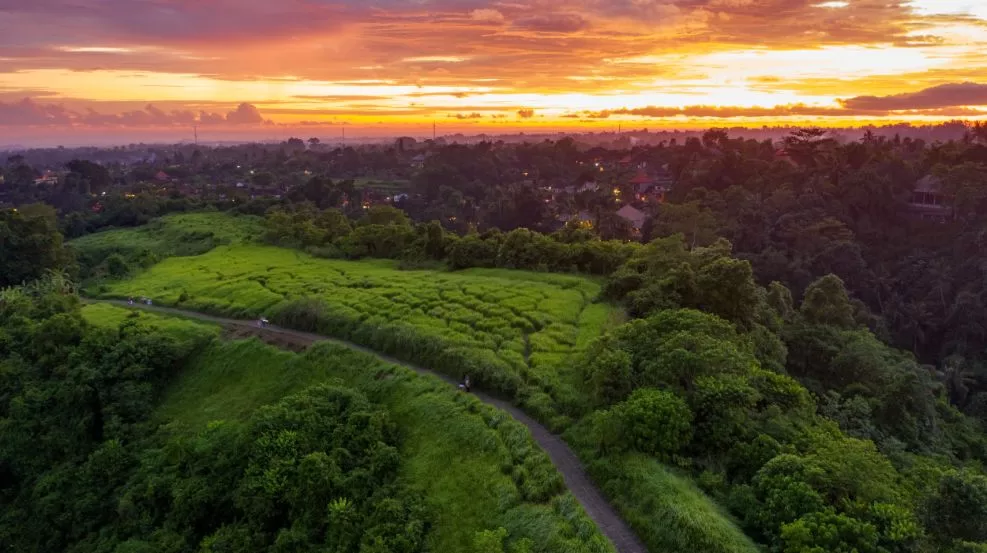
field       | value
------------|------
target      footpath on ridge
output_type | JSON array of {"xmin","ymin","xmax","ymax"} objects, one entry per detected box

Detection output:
[{"xmin": 96, "ymin": 300, "xmax": 648, "ymax": 553}]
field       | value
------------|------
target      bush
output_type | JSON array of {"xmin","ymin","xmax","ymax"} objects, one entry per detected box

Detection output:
[{"xmin": 105, "ymin": 253, "xmax": 130, "ymax": 277}]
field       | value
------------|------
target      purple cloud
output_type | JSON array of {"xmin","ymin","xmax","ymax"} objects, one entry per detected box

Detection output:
[
  {"xmin": 514, "ymin": 13, "xmax": 590, "ymax": 32},
  {"xmin": 0, "ymin": 98, "xmax": 272, "ymax": 127},
  {"xmin": 840, "ymin": 82, "xmax": 987, "ymax": 110}
]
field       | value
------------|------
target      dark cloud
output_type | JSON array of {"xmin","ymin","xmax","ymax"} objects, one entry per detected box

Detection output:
[
  {"xmin": 517, "ymin": 108, "xmax": 536, "ymax": 118},
  {"xmin": 840, "ymin": 82, "xmax": 987, "ymax": 110},
  {"xmin": 0, "ymin": 98, "xmax": 272, "ymax": 127},
  {"xmin": 514, "ymin": 13, "xmax": 589, "ymax": 32},
  {"xmin": 450, "ymin": 112, "xmax": 484, "ymax": 119}
]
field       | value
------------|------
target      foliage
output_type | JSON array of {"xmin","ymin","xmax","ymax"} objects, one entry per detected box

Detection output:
[
  {"xmin": 604, "ymin": 236, "xmax": 762, "ymax": 327},
  {"xmin": 0, "ymin": 285, "xmax": 213, "ymax": 552},
  {"xmin": 69, "ymin": 212, "xmax": 263, "ymax": 278},
  {"xmin": 920, "ymin": 470, "xmax": 987, "ymax": 544},
  {"xmin": 0, "ymin": 203, "xmax": 70, "ymax": 287},
  {"xmin": 155, "ymin": 335, "xmax": 613, "ymax": 553},
  {"xmin": 612, "ymin": 388, "xmax": 693, "ymax": 456}
]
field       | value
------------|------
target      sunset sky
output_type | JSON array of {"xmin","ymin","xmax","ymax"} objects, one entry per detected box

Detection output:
[{"xmin": 1, "ymin": 0, "xmax": 986, "ymax": 142}]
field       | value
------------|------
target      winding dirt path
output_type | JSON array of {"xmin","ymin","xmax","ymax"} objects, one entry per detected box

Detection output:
[{"xmin": 96, "ymin": 300, "xmax": 648, "ymax": 553}]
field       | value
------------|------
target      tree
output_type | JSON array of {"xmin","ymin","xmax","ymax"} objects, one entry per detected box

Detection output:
[
  {"xmin": 800, "ymin": 274, "xmax": 856, "ymax": 328},
  {"xmin": 359, "ymin": 205, "xmax": 411, "ymax": 227},
  {"xmin": 780, "ymin": 511, "xmax": 881, "ymax": 553},
  {"xmin": 767, "ymin": 281, "xmax": 796, "ymax": 322},
  {"xmin": 66, "ymin": 159, "xmax": 111, "ymax": 194},
  {"xmin": 473, "ymin": 527, "xmax": 509, "ymax": 553},
  {"xmin": 648, "ymin": 202, "xmax": 718, "ymax": 247},
  {"xmin": 614, "ymin": 388, "xmax": 693, "ymax": 456},
  {"xmin": 583, "ymin": 346, "xmax": 633, "ymax": 406},
  {"xmin": 0, "ymin": 204, "xmax": 69, "ymax": 287},
  {"xmin": 921, "ymin": 470, "xmax": 987, "ymax": 543}
]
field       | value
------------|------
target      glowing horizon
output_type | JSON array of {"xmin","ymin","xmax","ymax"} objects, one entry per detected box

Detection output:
[{"xmin": 1, "ymin": 0, "xmax": 986, "ymax": 140}]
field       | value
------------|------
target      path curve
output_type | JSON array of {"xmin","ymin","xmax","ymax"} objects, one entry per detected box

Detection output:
[{"xmin": 97, "ymin": 300, "xmax": 647, "ymax": 553}]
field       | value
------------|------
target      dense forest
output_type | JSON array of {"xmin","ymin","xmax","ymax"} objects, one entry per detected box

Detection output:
[{"xmin": 3, "ymin": 125, "xmax": 987, "ymax": 552}]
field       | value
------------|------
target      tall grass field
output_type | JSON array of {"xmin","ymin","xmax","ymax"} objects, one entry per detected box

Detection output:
[{"xmin": 88, "ymin": 235, "xmax": 620, "ymax": 427}]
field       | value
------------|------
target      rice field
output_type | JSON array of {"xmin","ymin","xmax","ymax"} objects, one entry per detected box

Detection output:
[{"xmin": 94, "ymin": 242, "xmax": 620, "ymax": 424}]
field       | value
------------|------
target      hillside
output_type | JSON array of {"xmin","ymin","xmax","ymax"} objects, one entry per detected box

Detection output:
[
  {"xmin": 83, "ymin": 223, "xmax": 622, "ymax": 427},
  {"xmin": 10, "ymin": 300, "xmax": 617, "ymax": 553},
  {"xmin": 56, "ymin": 209, "xmax": 987, "ymax": 553},
  {"xmin": 69, "ymin": 212, "xmax": 264, "ymax": 277}
]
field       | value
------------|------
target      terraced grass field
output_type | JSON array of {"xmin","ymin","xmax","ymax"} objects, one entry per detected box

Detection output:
[{"xmin": 93, "ymin": 241, "xmax": 621, "ymax": 425}]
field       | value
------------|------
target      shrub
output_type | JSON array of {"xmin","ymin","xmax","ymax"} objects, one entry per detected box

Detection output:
[{"xmin": 105, "ymin": 253, "xmax": 130, "ymax": 277}]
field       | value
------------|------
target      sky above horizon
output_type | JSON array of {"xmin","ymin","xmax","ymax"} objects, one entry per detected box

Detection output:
[{"xmin": 1, "ymin": 0, "xmax": 986, "ymax": 142}]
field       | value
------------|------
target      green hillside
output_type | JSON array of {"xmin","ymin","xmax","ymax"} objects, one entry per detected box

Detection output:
[
  {"xmin": 86, "ymin": 303, "xmax": 614, "ymax": 553},
  {"xmin": 90, "ymin": 238, "xmax": 621, "ymax": 427},
  {"xmin": 69, "ymin": 212, "xmax": 263, "ymax": 277}
]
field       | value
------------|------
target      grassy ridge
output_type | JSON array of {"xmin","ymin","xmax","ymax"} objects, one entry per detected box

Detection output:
[
  {"xmin": 81, "ymin": 302, "xmax": 221, "ymax": 343},
  {"xmin": 91, "ymin": 240, "xmax": 620, "ymax": 427},
  {"xmin": 138, "ymin": 314, "xmax": 613, "ymax": 553},
  {"xmin": 69, "ymin": 212, "xmax": 263, "ymax": 272}
]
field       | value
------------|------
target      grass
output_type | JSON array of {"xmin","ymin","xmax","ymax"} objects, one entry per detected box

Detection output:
[
  {"xmin": 69, "ymin": 212, "xmax": 263, "ymax": 272},
  {"xmin": 91, "ymin": 239, "xmax": 620, "ymax": 425},
  {"xmin": 81, "ymin": 302, "xmax": 221, "ymax": 344},
  {"xmin": 593, "ymin": 454, "xmax": 759, "ymax": 553},
  {"xmin": 154, "ymin": 335, "xmax": 614, "ymax": 553}
]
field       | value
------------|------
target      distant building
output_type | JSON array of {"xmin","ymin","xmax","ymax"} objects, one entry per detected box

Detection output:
[
  {"xmin": 154, "ymin": 170, "xmax": 170, "ymax": 182},
  {"xmin": 396, "ymin": 137, "xmax": 418, "ymax": 152},
  {"xmin": 616, "ymin": 204, "xmax": 647, "ymax": 231},
  {"xmin": 908, "ymin": 175, "xmax": 952, "ymax": 221},
  {"xmin": 629, "ymin": 169, "xmax": 654, "ymax": 194},
  {"xmin": 411, "ymin": 154, "xmax": 426, "ymax": 169},
  {"xmin": 559, "ymin": 210, "xmax": 594, "ymax": 226},
  {"xmin": 576, "ymin": 181, "xmax": 597, "ymax": 193},
  {"xmin": 33, "ymin": 171, "xmax": 59, "ymax": 186}
]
